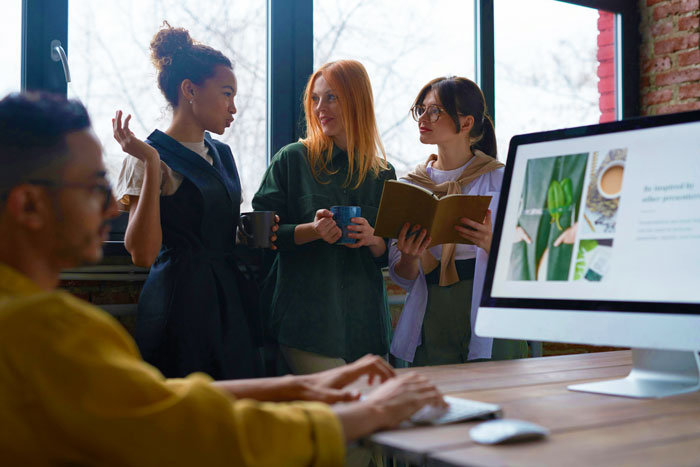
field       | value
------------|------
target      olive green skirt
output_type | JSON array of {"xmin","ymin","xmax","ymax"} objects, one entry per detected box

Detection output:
[{"xmin": 410, "ymin": 278, "xmax": 529, "ymax": 367}]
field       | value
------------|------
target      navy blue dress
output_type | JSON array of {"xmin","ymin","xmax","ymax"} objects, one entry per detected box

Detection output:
[{"xmin": 134, "ymin": 130, "xmax": 262, "ymax": 380}]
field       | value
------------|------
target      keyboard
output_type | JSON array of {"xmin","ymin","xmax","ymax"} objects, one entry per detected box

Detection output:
[{"xmin": 409, "ymin": 396, "xmax": 502, "ymax": 425}]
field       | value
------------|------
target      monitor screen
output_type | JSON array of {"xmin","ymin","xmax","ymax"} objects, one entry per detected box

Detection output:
[
  {"xmin": 476, "ymin": 110, "xmax": 700, "ymax": 398},
  {"xmin": 484, "ymin": 111, "xmax": 700, "ymax": 314}
]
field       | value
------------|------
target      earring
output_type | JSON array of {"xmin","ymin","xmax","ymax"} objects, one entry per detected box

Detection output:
[{"xmin": 189, "ymin": 99, "xmax": 193, "ymax": 105}]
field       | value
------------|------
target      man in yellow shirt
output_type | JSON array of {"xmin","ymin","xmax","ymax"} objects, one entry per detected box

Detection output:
[{"xmin": 0, "ymin": 92, "xmax": 445, "ymax": 466}]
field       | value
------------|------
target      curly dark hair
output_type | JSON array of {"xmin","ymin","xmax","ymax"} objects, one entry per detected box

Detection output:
[{"xmin": 150, "ymin": 22, "xmax": 233, "ymax": 107}]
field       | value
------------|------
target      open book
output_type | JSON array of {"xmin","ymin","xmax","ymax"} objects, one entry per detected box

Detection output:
[{"xmin": 374, "ymin": 180, "xmax": 491, "ymax": 246}]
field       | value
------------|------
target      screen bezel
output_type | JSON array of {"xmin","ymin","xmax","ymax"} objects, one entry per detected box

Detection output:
[{"xmin": 482, "ymin": 109, "xmax": 700, "ymax": 316}]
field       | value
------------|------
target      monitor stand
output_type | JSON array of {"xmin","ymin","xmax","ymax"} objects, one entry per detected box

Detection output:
[{"xmin": 568, "ymin": 349, "xmax": 700, "ymax": 399}]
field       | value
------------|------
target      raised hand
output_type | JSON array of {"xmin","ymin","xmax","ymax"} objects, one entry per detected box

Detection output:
[{"xmin": 112, "ymin": 110, "xmax": 159, "ymax": 164}]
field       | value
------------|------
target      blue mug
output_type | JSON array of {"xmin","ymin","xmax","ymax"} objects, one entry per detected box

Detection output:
[{"xmin": 330, "ymin": 205, "xmax": 361, "ymax": 244}]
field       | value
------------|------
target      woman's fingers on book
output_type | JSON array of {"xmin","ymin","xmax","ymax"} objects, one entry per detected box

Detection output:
[
  {"xmin": 484, "ymin": 209, "xmax": 493, "ymax": 226},
  {"xmin": 400, "ymin": 223, "xmax": 422, "ymax": 239},
  {"xmin": 458, "ymin": 217, "xmax": 480, "ymax": 229},
  {"xmin": 398, "ymin": 223, "xmax": 411, "ymax": 240},
  {"xmin": 455, "ymin": 223, "xmax": 491, "ymax": 251},
  {"xmin": 398, "ymin": 225, "xmax": 429, "ymax": 256},
  {"xmin": 405, "ymin": 228, "xmax": 421, "ymax": 240}
]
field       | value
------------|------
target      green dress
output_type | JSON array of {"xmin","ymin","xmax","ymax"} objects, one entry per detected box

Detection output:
[{"xmin": 252, "ymin": 142, "xmax": 396, "ymax": 361}]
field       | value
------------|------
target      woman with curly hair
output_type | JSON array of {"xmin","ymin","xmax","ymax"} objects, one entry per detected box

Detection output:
[{"xmin": 113, "ymin": 24, "xmax": 269, "ymax": 379}]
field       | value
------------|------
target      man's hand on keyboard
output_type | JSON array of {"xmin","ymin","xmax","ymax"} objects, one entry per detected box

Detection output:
[
  {"xmin": 363, "ymin": 372, "xmax": 447, "ymax": 429},
  {"xmin": 411, "ymin": 396, "xmax": 502, "ymax": 426}
]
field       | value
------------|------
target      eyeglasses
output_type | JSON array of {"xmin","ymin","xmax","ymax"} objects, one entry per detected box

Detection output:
[
  {"xmin": 27, "ymin": 179, "xmax": 114, "ymax": 213},
  {"xmin": 410, "ymin": 104, "xmax": 446, "ymax": 123}
]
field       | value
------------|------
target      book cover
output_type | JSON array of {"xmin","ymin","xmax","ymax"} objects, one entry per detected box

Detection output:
[{"xmin": 374, "ymin": 180, "xmax": 492, "ymax": 245}]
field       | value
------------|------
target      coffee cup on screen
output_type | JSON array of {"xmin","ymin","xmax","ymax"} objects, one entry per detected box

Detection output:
[
  {"xmin": 330, "ymin": 205, "xmax": 361, "ymax": 244},
  {"xmin": 597, "ymin": 161, "xmax": 624, "ymax": 199},
  {"xmin": 238, "ymin": 211, "xmax": 276, "ymax": 248}
]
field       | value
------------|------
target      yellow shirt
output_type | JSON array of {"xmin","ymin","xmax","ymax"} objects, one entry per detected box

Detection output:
[{"xmin": 0, "ymin": 263, "xmax": 344, "ymax": 466}]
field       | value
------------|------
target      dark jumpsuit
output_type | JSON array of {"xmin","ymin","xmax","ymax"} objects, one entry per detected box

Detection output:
[{"xmin": 134, "ymin": 130, "xmax": 262, "ymax": 380}]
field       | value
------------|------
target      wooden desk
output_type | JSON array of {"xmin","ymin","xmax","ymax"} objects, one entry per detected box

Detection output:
[{"xmin": 363, "ymin": 351, "xmax": 700, "ymax": 466}]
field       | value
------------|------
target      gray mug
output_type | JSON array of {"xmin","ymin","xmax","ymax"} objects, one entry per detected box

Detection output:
[{"xmin": 239, "ymin": 211, "xmax": 276, "ymax": 248}]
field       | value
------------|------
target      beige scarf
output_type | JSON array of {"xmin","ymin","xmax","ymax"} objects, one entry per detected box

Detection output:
[{"xmin": 404, "ymin": 150, "xmax": 504, "ymax": 286}]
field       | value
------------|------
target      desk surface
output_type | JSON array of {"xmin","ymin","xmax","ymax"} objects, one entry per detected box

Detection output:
[{"xmin": 363, "ymin": 351, "xmax": 700, "ymax": 466}]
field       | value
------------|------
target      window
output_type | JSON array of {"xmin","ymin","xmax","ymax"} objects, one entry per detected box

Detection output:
[
  {"xmin": 15, "ymin": 0, "xmax": 640, "ymax": 190},
  {"xmin": 494, "ymin": 0, "xmax": 610, "ymax": 158},
  {"xmin": 313, "ymin": 0, "xmax": 475, "ymax": 177},
  {"xmin": 0, "ymin": 1, "xmax": 22, "ymax": 96},
  {"xmin": 68, "ymin": 0, "xmax": 267, "ymax": 209}
]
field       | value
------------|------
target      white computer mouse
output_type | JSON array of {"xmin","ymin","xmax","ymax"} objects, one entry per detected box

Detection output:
[{"xmin": 469, "ymin": 418, "xmax": 549, "ymax": 444}]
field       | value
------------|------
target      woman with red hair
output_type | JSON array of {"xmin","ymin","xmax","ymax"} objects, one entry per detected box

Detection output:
[{"xmin": 253, "ymin": 60, "xmax": 396, "ymax": 374}]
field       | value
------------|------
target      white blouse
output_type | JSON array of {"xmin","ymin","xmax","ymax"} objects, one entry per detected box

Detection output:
[
  {"xmin": 425, "ymin": 158, "xmax": 480, "ymax": 261},
  {"xmin": 388, "ymin": 156, "xmax": 505, "ymax": 362},
  {"xmin": 115, "ymin": 140, "xmax": 213, "ymax": 209}
]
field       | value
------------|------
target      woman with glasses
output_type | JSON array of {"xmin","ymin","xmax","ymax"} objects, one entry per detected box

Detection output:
[
  {"xmin": 388, "ymin": 76, "xmax": 528, "ymax": 367},
  {"xmin": 252, "ymin": 60, "xmax": 396, "ymax": 375},
  {"xmin": 112, "ymin": 24, "xmax": 270, "ymax": 380}
]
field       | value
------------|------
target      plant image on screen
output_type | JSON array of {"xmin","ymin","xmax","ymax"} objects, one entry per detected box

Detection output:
[{"xmin": 509, "ymin": 152, "xmax": 588, "ymax": 281}]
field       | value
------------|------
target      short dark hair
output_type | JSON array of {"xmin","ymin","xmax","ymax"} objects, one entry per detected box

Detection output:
[
  {"xmin": 150, "ymin": 22, "xmax": 233, "ymax": 107},
  {"xmin": 0, "ymin": 92, "xmax": 91, "ymax": 198}
]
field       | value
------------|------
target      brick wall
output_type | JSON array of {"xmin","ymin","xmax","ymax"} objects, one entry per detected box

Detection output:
[
  {"xmin": 598, "ymin": 11, "xmax": 617, "ymax": 122},
  {"xmin": 640, "ymin": 0, "xmax": 700, "ymax": 114}
]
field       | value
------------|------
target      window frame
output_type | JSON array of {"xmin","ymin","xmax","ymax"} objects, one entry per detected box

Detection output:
[
  {"xmin": 22, "ymin": 0, "xmax": 640, "ymax": 160},
  {"xmin": 476, "ymin": 0, "xmax": 640, "ymax": 126},
  {"xmin": 22, "ymin": 0, "xmax": 68, "ymax": 94}
]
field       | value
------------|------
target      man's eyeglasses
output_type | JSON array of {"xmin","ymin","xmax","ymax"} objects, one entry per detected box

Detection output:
[
  {"xmin": 410, "ymin": 104, "xmax": 446, "ymax": 123},
  {"xmin": 28, "ymin": 179, "xmax": 114, "ymax": 212}
]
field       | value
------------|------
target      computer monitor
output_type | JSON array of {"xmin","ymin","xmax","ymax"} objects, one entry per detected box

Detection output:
[{"xmin": 477, "ymin": 110, "xmax": 700, "ymax": 399}]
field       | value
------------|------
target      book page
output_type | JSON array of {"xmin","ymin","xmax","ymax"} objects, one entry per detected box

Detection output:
[
  {"xmin": 431, "ymin": 195, "xmax": 492, "ymax": 245},
  {"xmin": 374, "ymin": 181, "xmax": 438, "ymax": 239}
]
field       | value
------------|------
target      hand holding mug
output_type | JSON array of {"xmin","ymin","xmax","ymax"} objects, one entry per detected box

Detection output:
[
  {"xmin": 312, "ymin": 209, "xmax": 342, "ymax": 244},
  {"xmin": 330, "ymin": 206, "xmax": 361, "ymax": 245},
  {"xmin": 239, "ymin": 211, "xmax": 278, "ymax": 249},
  {"xmin": 344, "ymin": 217, "xmax": 382, "ymax": 249},
  {"xmin": 270, "ymin": 215, "xmax": 280, "ymax": 250}
]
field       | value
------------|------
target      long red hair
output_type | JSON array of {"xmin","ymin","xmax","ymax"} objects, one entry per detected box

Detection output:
[{"xmin": 300, "ymin": 60, "xmax": 388, "ymax": 188}]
